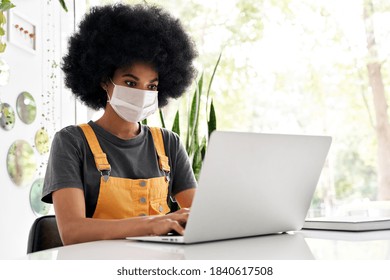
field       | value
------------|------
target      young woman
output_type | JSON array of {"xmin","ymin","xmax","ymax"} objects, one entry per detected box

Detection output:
[{"xmin": 42, "ymin": 3, "xmax": 198, "ymax": 245}]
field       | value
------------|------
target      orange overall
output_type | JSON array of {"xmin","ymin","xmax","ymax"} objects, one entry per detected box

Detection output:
[{"xmin": 79, "ymin": 124, "xmax": 171, "ymax": 219}]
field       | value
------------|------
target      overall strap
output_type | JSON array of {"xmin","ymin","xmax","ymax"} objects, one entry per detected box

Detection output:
[
  {"xmin": 79, "ymin": 124, "xmax": 111, "ymax": 173},
  {"xmin": 149, "ymin": 127, "xmax": 171, "ymax": 173}
]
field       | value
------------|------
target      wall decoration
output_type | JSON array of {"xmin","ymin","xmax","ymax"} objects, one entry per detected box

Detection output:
[
  {"xmin": 29, "ymin": 178, "xmax": 51, "ymax": 216},
  {"xmin": 34, "ymin": 127, "xmax": 50, "ymax": 154},
  {"xmin": 0, "ymin": 58, "xmax": 10, "ymax": 85},
  {"xmin": 16, "ymin": 91, "xmax": 36, "ymax": 124},
  {"xmin": 42, "ymin": 0, "xmax": 62, "ymax": 136},
  {"xmin": 6, "ymin": 10, "xmax": 36, "ymax": 53},
  {"xmin": 0, "ymin": 102, "xmax": 15, "ymax": 130},
  {"xmin": 7, "ymin": 140, "xmax": 37, "ymax": 186}
]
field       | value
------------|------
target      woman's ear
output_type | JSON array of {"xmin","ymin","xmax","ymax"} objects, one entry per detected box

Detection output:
[{"xmin": 100, "ymin": 81, "xmax": 109, "ymax": 93}]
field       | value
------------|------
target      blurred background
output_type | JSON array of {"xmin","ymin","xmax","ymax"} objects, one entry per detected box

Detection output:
[{"xmin": 0, "ymin": 0, "xmax": 389, "ymax": 259}]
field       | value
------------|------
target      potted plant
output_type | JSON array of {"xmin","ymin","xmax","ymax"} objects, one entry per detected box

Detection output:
[{"xmin": 159, "ymin": 53, "xmax": 222, "ymax": 180}]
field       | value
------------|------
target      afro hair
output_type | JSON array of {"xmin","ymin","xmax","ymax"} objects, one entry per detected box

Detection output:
[{"xmin": 61, "ymin": 3, "xmax": 198, "ymax": 110}]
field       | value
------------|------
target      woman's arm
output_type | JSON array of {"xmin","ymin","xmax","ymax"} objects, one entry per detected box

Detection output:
[
  {"xmin": 53, "ymin": 188, "xmax": 189, "ymax": 245},
  {"xmin": 174, "ymin": 188, "xmax": 196, "ymax": 208}
]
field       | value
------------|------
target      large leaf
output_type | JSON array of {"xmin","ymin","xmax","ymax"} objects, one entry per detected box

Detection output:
[
  {"xmin": 192, "ymin": 145, "xmax": 203, "ymax": 180},
  {"xmin": 206, "ymin": 52, "xmax": 222, "ymax": 122},
  {"xmin": 171, "ymin": 110, "xmax": 180, "ymax": 136},
  {"xmin": 200, "ymin": 136, "xmax": 207, "ymax": 161},
  {"xmin": 192, "ymin": 74, "xmax": 203, "ymax": 151},
  {"xmin": 206, "ymin": 52, "xmax": 222, "ymax": 107},
  {"xmin": 58, "ymin": 0, "xmax": 68, "ymax": 12},
  {"xmin": 192, "ymin": 137, "xmax": 207, "ymax": 179},
  {"xmin": 159, "ymin": 109, "xmax": 166, "ymax": 128},
  {"xmin": 186, "ymin": 89, "xmax": 197, "ymax": 153},
  {"xmin": 208, "ymin": 99, "xmax": 217, "ymax": 139},
  {"xmin": 186, "ymin": 73, "xmax": 203, "ymax": 154}
]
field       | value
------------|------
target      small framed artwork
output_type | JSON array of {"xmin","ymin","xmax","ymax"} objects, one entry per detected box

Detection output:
[{"xmin": 6, "ymin": 10, "xmax": 37, "ymax": 54}]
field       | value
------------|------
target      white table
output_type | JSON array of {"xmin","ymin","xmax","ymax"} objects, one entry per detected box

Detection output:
[{"xmin": 22, "ymin": 229, "xmax": 390, "ymax": 260}]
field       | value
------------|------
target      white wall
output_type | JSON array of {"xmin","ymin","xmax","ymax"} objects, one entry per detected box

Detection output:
[{"xmin": 0, "ymin": 0, "xmax": 77, "ymax": 259}]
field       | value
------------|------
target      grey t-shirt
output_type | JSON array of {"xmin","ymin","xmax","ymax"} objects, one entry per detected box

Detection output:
[{"xmin": 42, "ymin": 121, "xmax": 197, "ymax": 217}]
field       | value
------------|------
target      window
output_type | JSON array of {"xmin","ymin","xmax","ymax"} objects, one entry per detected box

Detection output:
[{"xmin": 85, "ymin": 0, "xmax": 390, "ymax": 217}]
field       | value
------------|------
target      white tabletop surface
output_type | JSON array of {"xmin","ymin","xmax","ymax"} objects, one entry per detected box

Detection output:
[{"xmin": 21, "ymin": 229, "xmax": 390, "ymax": 260}]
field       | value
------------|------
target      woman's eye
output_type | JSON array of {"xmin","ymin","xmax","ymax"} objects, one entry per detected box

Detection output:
[
  {"xmin": 125, "ymin": 81, "xmax": 137, "ymax": 87},
  {"xmin": 149, "ymin": 84, "xmax": 158, "ymax": 91}
]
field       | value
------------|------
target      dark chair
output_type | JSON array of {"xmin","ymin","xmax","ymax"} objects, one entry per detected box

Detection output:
[{"xmin": 27, "ymin": 215, "xmax": 63, "ymax": 254}]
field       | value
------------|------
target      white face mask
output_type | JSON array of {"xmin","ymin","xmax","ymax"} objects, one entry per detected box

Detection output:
[{"xmin": 107, "ymin": 81, "xmax": 158, "ymax": 123}]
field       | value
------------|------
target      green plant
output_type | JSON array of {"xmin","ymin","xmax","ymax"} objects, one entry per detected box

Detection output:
[
  {"xmin": 160, "ymin": 52, "xmax": 222, "ymax": 180},
  {"xmin": 58, "ymin": 0, "xmax": 68, "ymax": 12},
  {"xmin": 0, "ymin": 0, "xmax": 15, "ymax": 53}
]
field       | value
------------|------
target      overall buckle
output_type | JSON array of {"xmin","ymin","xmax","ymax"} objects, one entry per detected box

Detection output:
[{"xmin": 100, "ymin": 168, "xmax": 111, "ymax": 182}]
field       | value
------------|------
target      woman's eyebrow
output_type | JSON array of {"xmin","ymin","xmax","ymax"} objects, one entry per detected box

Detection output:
[
  {"xmin": 122, "ymin": 73, "xmax": 139, "ymax": 81},
  {"xmin": 122, "ymin": 74, "xmax": 158, "ymax": 83}
]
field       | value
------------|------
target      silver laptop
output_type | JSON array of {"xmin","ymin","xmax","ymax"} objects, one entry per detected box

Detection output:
[{"xmin": 127, "ymin": 130, "xmax": 332, "ymax": 244}]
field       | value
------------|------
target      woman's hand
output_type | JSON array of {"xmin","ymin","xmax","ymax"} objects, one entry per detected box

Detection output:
[
  {"xmin": 146, "ymin": 208, "xmax": 190, "ymax": 236},
  {"xmin": 53, "ymin": 188, "xmax": 191, "ymax": 244}
]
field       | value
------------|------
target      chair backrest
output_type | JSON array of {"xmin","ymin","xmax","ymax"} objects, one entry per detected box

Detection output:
[{"xmin": 27, "ymin": 215, "xmax": 63, "ymax": 254}]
